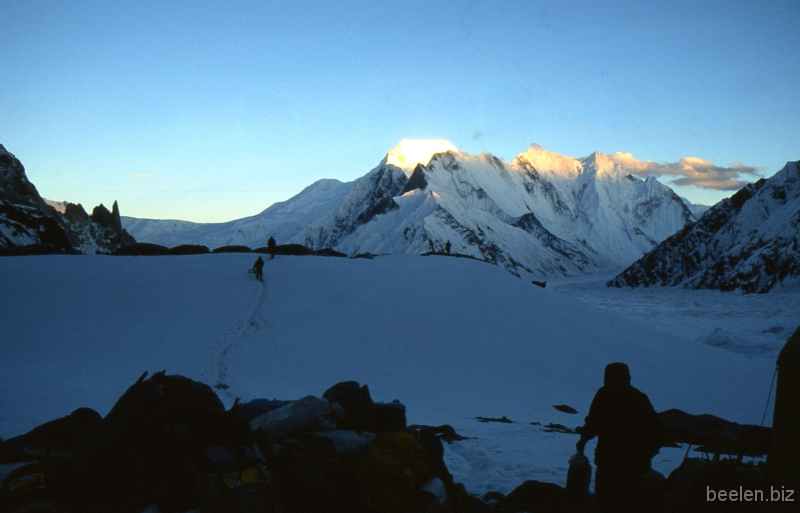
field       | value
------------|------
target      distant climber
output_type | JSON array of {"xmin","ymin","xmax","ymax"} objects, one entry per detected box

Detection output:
[
  {"xmin": 252, "ymin": 256, "xmax": 264, "ymax": 282},
  {"xmin": 576, "ymin": 362, "xmax": 664, "ymax": 513},
  {"xmin": 445, "ymin": 240, "xmax": 451, "ymax": 255},
  {"xmin": 267, "ymin": 236, "xmax": 276, "ymax": 259}
]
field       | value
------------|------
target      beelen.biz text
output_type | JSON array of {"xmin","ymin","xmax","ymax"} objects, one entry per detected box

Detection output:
[{"xmin": 707, "ymin": 486, "xmax": 794, "ymax": 502}]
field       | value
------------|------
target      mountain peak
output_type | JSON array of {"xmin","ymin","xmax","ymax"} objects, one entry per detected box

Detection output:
[
  {"xmin": 581, "ymin": 151, "xmax": 623, "ymax": 179},
  {"xmin": 582, "ymin": 150, "xmax": 610, "ymax": 164},
  {"xmin": 386, "ymin": 139, "xmax": 459, "ymax": 176},
  {"xmin": 512, "ymin": 144, "xmax": 582, "ymax": 178}
]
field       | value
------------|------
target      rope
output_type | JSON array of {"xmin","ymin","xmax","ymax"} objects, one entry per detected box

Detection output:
[{"xmin": 761, "ymin": 365, "xmax": 778, "ymax": 427}]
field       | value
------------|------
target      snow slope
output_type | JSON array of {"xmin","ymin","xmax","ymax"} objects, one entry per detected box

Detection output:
[
  {"xmin": 0, "ymin": 254, "xmax": 782, "ymax": 495},
  {"xmin": 122, "ymin": 178, "xmax": 354, "ymax": 249}
]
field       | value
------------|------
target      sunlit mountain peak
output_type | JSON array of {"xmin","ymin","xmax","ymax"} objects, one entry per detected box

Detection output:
[{"xmin": 386, "ymin": 139, "xmax": 458, "ymax": 174}]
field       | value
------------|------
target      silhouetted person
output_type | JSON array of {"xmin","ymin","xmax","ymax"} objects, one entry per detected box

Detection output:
[
  {"xmin": 445, "ymin": 240, "xmax": 451, "ymax": 254},
  {"xmin": 267, "ymin": 236, "xmax": 276, "ymax": 259},
  {"xmin": 576, "ymin": 362, "xmax": 663, "ymax": 513},
  {"xmin": 252, "ymin": 256, "xmax": 264, "ymax": 282}
]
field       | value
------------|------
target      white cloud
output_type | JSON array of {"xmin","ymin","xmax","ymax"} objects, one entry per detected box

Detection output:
[{"xmin": 608, "ymin": 153, "xmax": 762, "ymax": 191}]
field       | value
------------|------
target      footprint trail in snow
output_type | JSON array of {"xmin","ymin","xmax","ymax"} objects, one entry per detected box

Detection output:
[{"xmin": 202, "ymin": 281, "xmax": 271, "ymax": 396}]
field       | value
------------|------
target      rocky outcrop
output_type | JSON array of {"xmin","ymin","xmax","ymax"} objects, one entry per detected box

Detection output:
[{"xmin": 0, "ymin": 144, "xmax": 136, "ymax": 255}]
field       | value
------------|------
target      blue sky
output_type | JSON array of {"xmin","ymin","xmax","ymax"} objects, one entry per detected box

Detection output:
[{"xmin": 2, "ymin": 0, "xmax": 798, "ymax": 222}]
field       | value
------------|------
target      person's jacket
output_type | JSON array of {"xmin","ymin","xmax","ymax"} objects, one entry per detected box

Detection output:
[{"xmin": 581, "ymin": 383, "xmax": 663, "ymax": 468}]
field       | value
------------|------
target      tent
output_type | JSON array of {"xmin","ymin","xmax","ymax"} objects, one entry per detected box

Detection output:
[{"xmin": 769, "ymin": 325, "xmax": 800, "ymax": 488}]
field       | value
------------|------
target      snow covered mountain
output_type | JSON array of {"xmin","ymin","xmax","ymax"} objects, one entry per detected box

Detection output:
[
  {"xmin": 123, "ymin": 178, "xmax": 354, "ymax": 250},
  {"xmin": 609, "ymin": 160, "xmax": 800, "ymax": 293},
  {"xmin": 680, "ymin": 197, "xmax": 710, "ymax": 219},
  {"xmin": 0, "ymin": 144, "xmax": 135, "ymax": 254},
  {"xmin": 125, "ymin": 143, "xmax": 695, "ymax": 278}
]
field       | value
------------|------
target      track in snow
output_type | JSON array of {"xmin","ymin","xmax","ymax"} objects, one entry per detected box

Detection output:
[{"xmin": 202, "ymin": 279, "xmax": 271, "ymax": 397}]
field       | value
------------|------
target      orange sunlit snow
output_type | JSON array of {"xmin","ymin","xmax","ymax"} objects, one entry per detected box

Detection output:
[{"xmin": 386, "ymin": 139, "xmax": 458, "ymax": 173}]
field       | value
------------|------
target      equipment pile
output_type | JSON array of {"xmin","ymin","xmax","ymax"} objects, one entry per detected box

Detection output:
[{"xmin": 0, "ymin": 372, "xmax": 471, "ymax": 513}]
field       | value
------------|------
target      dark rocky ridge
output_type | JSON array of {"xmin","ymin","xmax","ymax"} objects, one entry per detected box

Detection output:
[{"xmin": 0, "ymin": 144, "xmax": 136, "ymax": 255}]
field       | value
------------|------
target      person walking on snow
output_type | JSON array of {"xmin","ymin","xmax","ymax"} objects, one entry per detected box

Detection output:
[{"xmin": 252, "ymin": 256, "xmax": 265, "ymax": 282}]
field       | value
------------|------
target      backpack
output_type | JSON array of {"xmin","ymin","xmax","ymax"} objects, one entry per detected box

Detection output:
[
  {"xmin": 322, "ymin": 381, "xmax": 407, "ymax": 432},
  {"xmin": 323, "ymin": 381, "xmax": 374, "ymax": 431}
]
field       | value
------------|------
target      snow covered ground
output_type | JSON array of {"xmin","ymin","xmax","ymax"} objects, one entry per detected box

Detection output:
[
  {"xmin": 549, "ymin": 273, "xmax": 799, "ymax": 362},
  {"xmin": 0, "ymin": 254, "xmax": 790, "ymax": 496}
]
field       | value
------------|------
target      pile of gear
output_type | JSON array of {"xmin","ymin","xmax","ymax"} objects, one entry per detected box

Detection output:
[
  {"xmin": 0, "ymin": 372, "xmax": 472, "ymax": 513},
  {"xmin": 2, "ymin": 369, "xmax": 788, "ymax": 513}
]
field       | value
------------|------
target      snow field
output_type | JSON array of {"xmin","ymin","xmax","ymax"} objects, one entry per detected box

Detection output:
[{"xmin": 0, "ymin": 254, "xmax": 783, "ymax": 495}]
